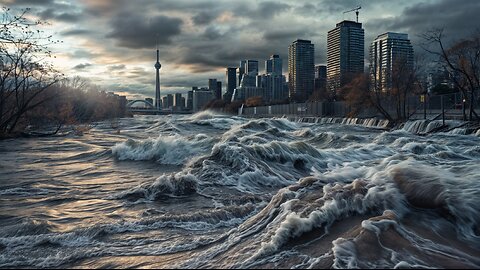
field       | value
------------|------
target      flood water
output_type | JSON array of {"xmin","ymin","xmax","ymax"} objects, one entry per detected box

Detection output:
[{"xmin": 0, "ymin": 112, "xmax": 479, "ymax": 268}]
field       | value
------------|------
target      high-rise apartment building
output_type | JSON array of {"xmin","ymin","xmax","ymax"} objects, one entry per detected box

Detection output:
[
  {"xmin": 238, "ymin": 60, "xmax": 259, "ymax": 86},
  {"xmin": 193, "ymin": 88, "xmax": 214, "ymax": 112},
  {"xmin": 266, "ymin": 55, "xmax": 282, "ymax": 75},
  {"xmin": 239, "ymin": 60, "xmax": 246, "ymax": 86},
  {"xmin": 288, "ymin": 39, "xmax": 315, "ymax": 102},
  {"xmin": 314, "ymin": 65, "xmax": 327, "ymax": 100},
  {"xmin": 246, "ymin": 60, "xmax": 259, "ymax": 76},
  {"xmin": 216, "ymin": 81, "xmax": 222, "ymax": 100},
  {"xmin": 173, "ymin": 93, "xmax": 183, "ymax": 108},
  {"xmin": 257, "ymin": 73, "xmax": 287, "ymax": 102},
  {"xmin": 187, "ymin": 90, "xmax": 193, "ymax": 110},
  {"xmin": 370, "ymin": 32, "xmax": 414, "ymax": 93},
  {"xmin": 166, "ymin": 94, "xmax": 174, "ymax": 108},
  {"xmin": 327, "ymin": 20, "xmax": 364, "ymax": 99},
  {"xmin": 208, "ymin": 78, "xmax": 218, "ymax": 99},
  {"xmin": 225, "ymin": 67, "xmax": 237, "ymax": 102}
]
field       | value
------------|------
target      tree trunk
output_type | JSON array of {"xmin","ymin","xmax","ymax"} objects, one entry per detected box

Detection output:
[
  {"xmin": 7, "ymin": 108, "xmax": 25, "ymax": 134},
  {"xmin": 469, "ymin": 90, "xmax": 474, "ymax": 121},
  {"xmin": 0, "ymin": 89, "xmax": 3, "ymax": 126}
]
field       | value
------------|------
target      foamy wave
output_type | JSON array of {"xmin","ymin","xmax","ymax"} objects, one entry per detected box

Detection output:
[
  {"xmin": 187, "ymin": 110, "xmax": 224, "ymax": 121},
  {"xmin": 253, "ymin": 178, "xmax": 405, "ymax": 258},
  {"xmin": 112, "ymin": 134, "xmax": 212, "ymax": 165},
  {"xmin": 184, "ymin": 110, "xmax": 245, "ymax": 130},
  {"xmin": 115, "ymin": 172, "xmax": 198, "ymax": 200},
  {"xmin": 402, "ymin": 120, "xmax": 468, "ymax": 134},
  {"xmin": 244, "ymin": 157, "xmax": 480, "ymax": 264}
]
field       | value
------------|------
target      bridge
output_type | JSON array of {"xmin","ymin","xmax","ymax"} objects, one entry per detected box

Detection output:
[{"xmin": 126, "ymin": 100, "xmax": 192, "ymax": 115}]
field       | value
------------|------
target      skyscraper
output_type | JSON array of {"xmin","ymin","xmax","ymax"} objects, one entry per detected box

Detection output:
[
  {"xmin": 173, "ymin": 93, "xmax": 183, "ymax": 108},
  {"xmin": 266, "ymin": 55, "xmax": 283, "ymax": 75},
  {"xmin": 370, "ymin": 32, "xmax": 414, "ymax": 93},
  {"xmin": 257, "ymin": 73, "xmax": 286, "ymax": 102},
  {"xmin": 216, "ymin": 81, "xmax": 222, "ymax": 100},
  {"xmin": 239, "ymin": 60, "xmax": 246, "ymax": 86},
  {"xmin": 245, "ymin": 60, "xmax": 259, "ymax": 76},
  {"xmin": 314, "ymin": 65, "xmax": 327, "ymax": 100},
  {"xmin": 208, "ymin": 78, "xmax": 218, "ymax": 99},
  {"xmin": 166, "ymin": 94, "xmax": 174, "ymax": 108},
  {"xmin": 154, "ymin": 49, "xmax": 162, "ymax": 109},
  {"xmin": 193, "ymin": 88, "xmax": 214, "ymax": 112},
  {"xmin": 187, "ymin": 90, "xmax": 193, "ymax": 110},
  {"xmin": 288, "ymin": 39, "xmax": 315, "ymax": 102},
  {"xmin": 225, "ymin": 67, "xmax": 237, "ymax": 103},
  {"xmin": 327, "ymin": 20, "xmax": 364, "ymax": 99}
]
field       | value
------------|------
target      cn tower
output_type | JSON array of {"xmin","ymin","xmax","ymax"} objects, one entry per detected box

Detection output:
[{"xmin": 154, "ymin": 48, "xmax": 161, "ymax": 109}]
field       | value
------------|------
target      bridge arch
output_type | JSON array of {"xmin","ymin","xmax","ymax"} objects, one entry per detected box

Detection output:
[{"xmin": 126, "ymin": 100, "xmax": 155, "ymax": 108}]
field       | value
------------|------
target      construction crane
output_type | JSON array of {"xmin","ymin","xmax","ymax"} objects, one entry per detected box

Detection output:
[{"xmin": 343, "ymin": 6, "xmax": 361, "ymax": 23}]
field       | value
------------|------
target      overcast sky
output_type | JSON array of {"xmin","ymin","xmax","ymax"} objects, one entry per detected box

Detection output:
[{"xmin": 1, "ymin": 0, "xmax": 479, "ymax": 99}]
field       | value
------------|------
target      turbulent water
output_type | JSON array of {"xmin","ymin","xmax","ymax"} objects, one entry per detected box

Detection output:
[{"xmin": 1, "ymin": 112, "xmax": 479, "ymax": 269}]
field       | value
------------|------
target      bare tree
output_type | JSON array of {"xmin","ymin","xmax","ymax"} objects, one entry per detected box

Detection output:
[
  {"xmin": 421, "ymin": 28, "xmax": 480, "ymax": 121},
  {"xmin": 342, "ymin": 72, "xmax": 397, "ymax": 122},
  {"xmin": 390, "ymin": 55, "xmax": 424, "ymax": 121},
  {"xmin": 0, "ymin": 7, "xmax": 62, "ymax": 136}
]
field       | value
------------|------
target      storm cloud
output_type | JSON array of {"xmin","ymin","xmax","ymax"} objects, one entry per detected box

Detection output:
[
  {"xmin": 107, "ymin": 14, "xmax": 183, "ymax": 49},
  {"xmin": 1, "ymin": 0, "xmax": 478, "ymax": 98}
]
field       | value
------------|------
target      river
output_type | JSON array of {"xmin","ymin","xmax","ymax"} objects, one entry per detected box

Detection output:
[{"xmin": 0, "ymin": 112, "xmax": 479, "ymax": 268}]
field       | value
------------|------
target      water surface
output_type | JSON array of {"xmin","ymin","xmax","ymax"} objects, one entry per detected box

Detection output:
[{"xmin": 0, "ymin": 112, "xmax": 479, "ymax": 268}]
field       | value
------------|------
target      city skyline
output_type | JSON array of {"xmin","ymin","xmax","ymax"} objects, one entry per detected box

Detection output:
[{"xmin": 1, "ymin": 0, "xmax": 478, "ymax": 100}]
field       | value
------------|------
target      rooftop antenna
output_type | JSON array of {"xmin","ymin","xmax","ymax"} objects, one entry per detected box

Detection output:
[{"xmin": 343, "ymin": 6, "xmax": 362, "ymax": 23}]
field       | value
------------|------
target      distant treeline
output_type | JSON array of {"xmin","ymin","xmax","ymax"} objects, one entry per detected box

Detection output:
[{"xmin": 0, "ymin": 76, "xmax": 128, "ymax": 138}]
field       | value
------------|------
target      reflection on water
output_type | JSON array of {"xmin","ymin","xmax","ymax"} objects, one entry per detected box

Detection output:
[{"xmin": 0, "ymin": 112, "xmax": 479, "ymax": 268}]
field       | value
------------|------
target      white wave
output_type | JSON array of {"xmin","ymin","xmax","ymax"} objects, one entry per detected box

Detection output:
[
  {"xmin": 449, "ymin": 128, "xmax": 467, "ymax": 135},
  {"xmin": 112, "ymin": 134, "xmax": 212, "ymax": 165},
  {"xmin": 115, "ymin": 172, "xmax": 198, "ymax": 200},
  {"xmin": 183, "ymin": 110, "xmax": 245, "ymax": 130},
  {"xmin": 186, "ymin": 110, "xmax": 225, "ymax": 121},
  {"xmin": 253, "ymin": 178, "xmax": 405, "ymax": 259},
  {"xmin": 332, "ymin": 238, "xmax": 358, "ymax": 269},
  {"xmin": 402, "ymin": 120, "xmax": 467, "ymax": 134},
  {"xmin": 248, "ymin": 155, "xmax": 480, "ymax": 263}
]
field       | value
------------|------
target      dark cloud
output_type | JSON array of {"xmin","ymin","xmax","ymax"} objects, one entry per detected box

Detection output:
[
  {"xmin": 202, "ymin": 26, "xmax": 223, "ymax": 40},
  {"xmin": 61, "ymin": 29, "xmax": 91, "ymax": 36},
  {"xmin": 321, "ymin": 0, "xmax": 363, "ymax": 13},
  {"xmin": 81, "ymin": 0, "xmax": 217, "ymax": 18},
  {"xmin": 39, "ymin": 8, "xmax": 81, "ymax": 22},
  {"xmin": 107, "ymin": 14, "xmax": 183, "ymax": 49},
  {"xmin": 234, "ymin": 1, "xmax": 291, "ymax": 20},
  {"xmin": 192, "ymin": 11, "xmax": 217, "ymax": 25},
  {"xmin": 364, "ymin": 0, "xmax": 480, "ymax": 48},
  {"xmin": 263, "ymin": 29, "xmax": 318, "ymax": 42},
  {"xmin": 55, "ymin": 12, "xmax": 81, "ymax": 22},
  {"xmin": 393, "ymin": 0, "xmax": 479, "ymax": 38},
  {"xmin": 257, "ymin": 1, "xmax": 291, "ymax": 18},
  {"xmin": 73, "ymin": 63, "xmax": 92, "ymax": 70},
  {"xmin": 1, "ymin": 0, "xmax": 54, "ymax": 6}
]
